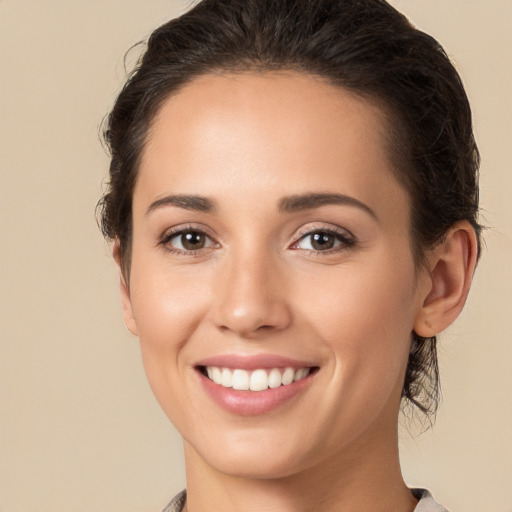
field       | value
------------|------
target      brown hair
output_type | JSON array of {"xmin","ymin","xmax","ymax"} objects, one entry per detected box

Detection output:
[{"xmin": 98, "ymin": 0, "xmax": 481, "ymax": 417}]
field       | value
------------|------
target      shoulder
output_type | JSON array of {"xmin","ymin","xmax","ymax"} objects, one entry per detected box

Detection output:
[
  {"xmin": 161, "ymin": 490, "xmax": 186, "ymax": 512},
  {"xmin": 162, "ymin": 488, "xmax": 448, "ymax": 512},
  {"xmin": 412, "ymin": 488, "xmax": 450, "ymax": 512}
]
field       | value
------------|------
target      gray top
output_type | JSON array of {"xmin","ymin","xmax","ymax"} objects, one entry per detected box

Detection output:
[
  {"xmin": 412, "ymin": 488, "xmax": 449, "ymax": 512},
  {"xmin": 162, "ymin": 488, "xmax": 448, "ymax": 512}
]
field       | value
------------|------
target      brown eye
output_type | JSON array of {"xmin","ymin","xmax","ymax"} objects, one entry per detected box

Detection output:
[
  {"xmin": 164, "ymin": 229, "xmax": 215, "ymax": 252},
  {"xmin": 294, "ymin": 229, "xmax": 354, "ymax": 252},
  {"xmin": 310, "ymin": 232, "xmax": 336, "ymax": 250},
  {"xmin": 181, "ymin": 231, "xmax": 206, "ymax": 250}
]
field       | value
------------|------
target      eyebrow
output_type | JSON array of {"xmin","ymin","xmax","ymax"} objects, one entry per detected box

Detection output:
[
  {"xmin": 146, "ymin": 194, "xmax": 216, "ymax": 215},
  {"xmin": 279, "ymin": 192, "xmax": 377, "ymax": 220},
  {"xmin": 146, "ymin": 192, "xmax": 377, "ymax": 220}
]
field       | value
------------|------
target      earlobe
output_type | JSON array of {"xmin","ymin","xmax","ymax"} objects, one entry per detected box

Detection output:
[
  {"xmin": 119, "ymin": 274, "xmax": 139, "ymax": 336},
  {"xmin": 113, "ymin": 242, "xmax": 139, "ymax": 337},
  {"xmin": 414, "ymin": 221, "xmax": 478, "ymax": 338}
]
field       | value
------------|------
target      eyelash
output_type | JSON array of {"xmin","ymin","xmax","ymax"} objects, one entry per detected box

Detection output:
[
  {"xmin": 290, "ymin": 226, "xmax": 356, "ymax": 255},
  {"xmin": 159, "ymin": 225, "xmax": 218, "ymax": 256},
  {"xmin": 159, "ymin": 225, "xmax": 356, "ymax": 256}
]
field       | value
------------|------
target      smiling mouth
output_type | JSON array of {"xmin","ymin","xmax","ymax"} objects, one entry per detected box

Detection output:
[{"xmin": 197, "ymin": 366, "xmax": 318, "ymax": 391}]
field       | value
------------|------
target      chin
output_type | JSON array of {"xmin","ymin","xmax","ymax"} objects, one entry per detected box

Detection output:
[
  {"xmin": 207, "ymin": 451, "xmax": 309, "ymax": 481},
  {"xmin": 184, "ymin": 427, "xmax": 318, "ymax": 480}
]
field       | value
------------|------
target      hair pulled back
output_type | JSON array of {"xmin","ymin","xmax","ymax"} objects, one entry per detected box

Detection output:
[{"xmin": 98, "ymin": 0, "xmax": 481, "ymax": 417}]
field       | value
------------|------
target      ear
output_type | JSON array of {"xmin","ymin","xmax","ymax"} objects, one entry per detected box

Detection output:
[
  {"xmin": 414, "ymin": 221, "xmax": 478, "ymax": 338},
  {"xmin": 113, "ymin": 241, "xmax": 139, "ymax": 336}
]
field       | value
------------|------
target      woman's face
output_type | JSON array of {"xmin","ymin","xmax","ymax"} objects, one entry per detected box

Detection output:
[{"xmin": 123, "ymin": 72, "xmax": 429, "ymax": 478}]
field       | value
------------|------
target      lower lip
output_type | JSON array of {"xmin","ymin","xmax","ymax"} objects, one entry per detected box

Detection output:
[{"xmin": 197, "ymin": 370, "xmax": 315, "ymax": 416}]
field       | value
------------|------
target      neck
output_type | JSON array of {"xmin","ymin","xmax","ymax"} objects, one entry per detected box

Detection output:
[{"xmin": 182, "ymin": 420, "xmax": 417, "ymax": 512}]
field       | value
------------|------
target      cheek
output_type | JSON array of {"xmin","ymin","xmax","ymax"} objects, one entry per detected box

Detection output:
[
  {"xmin": 127, "ymin": 256, "xmax": 212, "ymax": 408},
  {"xmin": 129, "ymin": 248, "xmax": 211, "ymax": 348},
  {"xmin": 297, "ymin": 252, "xmax": 417, "ymax": 385}
]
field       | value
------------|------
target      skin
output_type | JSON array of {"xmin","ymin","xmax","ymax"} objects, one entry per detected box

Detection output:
[{"xmin": 117, "ymin": 72, "xmax": 477, "ymax": 512}]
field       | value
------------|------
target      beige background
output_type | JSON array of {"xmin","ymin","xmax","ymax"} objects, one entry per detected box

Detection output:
[{"xmin": 0, "ymin": 1, "xmax": 510, "ymax": 511}]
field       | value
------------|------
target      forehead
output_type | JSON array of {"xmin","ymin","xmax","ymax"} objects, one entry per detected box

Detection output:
[{"xmin": 136, "ymin": 72, "xmax": 408, "ymax": 222}]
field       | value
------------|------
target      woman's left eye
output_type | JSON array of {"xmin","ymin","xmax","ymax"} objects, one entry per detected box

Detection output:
[{"xmin": 292, "ymin": 230, "xmax": 355, "ymax": 252}]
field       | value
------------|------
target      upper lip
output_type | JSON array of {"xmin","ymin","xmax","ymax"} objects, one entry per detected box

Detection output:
[{"xmin": 195, "ymin": 353, "xmax": 317, "ymax": 370}]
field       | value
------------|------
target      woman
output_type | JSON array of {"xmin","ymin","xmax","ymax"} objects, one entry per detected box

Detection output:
[{"xmin": 98, "ymin": 1, "xmax": 480, "ymax": 510}]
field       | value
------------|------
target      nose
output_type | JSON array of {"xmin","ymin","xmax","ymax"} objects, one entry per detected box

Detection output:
[{"xmin": 209, "ymin": 249, "xmax": 292, "ymax": 338}]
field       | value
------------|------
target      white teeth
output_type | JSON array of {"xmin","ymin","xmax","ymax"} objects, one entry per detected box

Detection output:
[
  {"xmin": 250, "ymin": 369, "xmax": 268, "ymax": 391},
  {"xmin": 212, "ymin": 367, "xmax": 222, "ymax": 384},
  {"xmin": 221, "ymin": 368, "xmax": 233, "ymax": 387},
  {"xmin": 281, "ymin": 367, "xmax": 295, "ymax": 385},
  {"xmin": 293, "ymin": 367, "xmax": 311, "ymax": 381},
  {"xmin": 268, "ymin": 368, "xmax": 282, "ymax": 389},
  {"xmin": 204, "ymin": 366, "xmax": 312, "ymax": 391},
  {"xmin": 232, "ymin": 369, "xmax": 250, "ymax": 390},
  {"xmin": 293, "ymin": 368, "xmax": 303, "ymax": 382}
]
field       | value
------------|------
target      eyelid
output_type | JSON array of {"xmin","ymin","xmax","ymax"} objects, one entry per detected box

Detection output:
[
  {"xmin": 157, "ymin": 222, "xmax": 356, "ymax": 255},
  {"xmin": 159, "ymin": 224, "xmax": 219, "ymax": 254},
  {"xmin": 294, "ymin": 223, "xmax": 355, "ymax": 240},
  {"xmin": 289, "ymin": 224, "xmax": 356, "ymax": 252}
]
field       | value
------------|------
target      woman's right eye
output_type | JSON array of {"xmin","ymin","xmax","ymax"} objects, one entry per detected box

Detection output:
[{"xmin": 162, "ymin": 229, "xmax": 216, "ymax": 253}]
